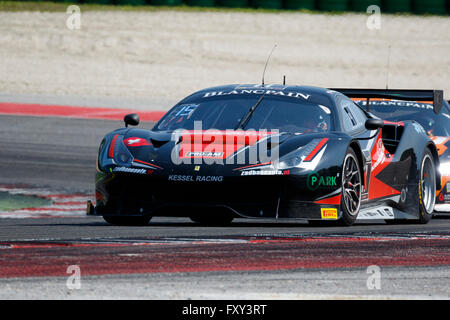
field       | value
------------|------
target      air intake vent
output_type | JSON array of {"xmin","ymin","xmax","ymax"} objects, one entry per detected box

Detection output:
[{"xmin": 150, "ymin": 139, "xmax": 169, "ymax": 148}]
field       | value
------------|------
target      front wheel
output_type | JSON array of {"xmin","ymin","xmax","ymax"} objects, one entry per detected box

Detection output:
[{"xmin": 340, "ymin": 147, "xmax": 362, "ymax": 226}]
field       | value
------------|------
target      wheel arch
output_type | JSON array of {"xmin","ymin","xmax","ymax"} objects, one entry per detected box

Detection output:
[
  {"xmin": 426, "ymin": 142, "xmax": 441, "ymax": 190},
  {"xmin": 349, "ymin": 140, "xmax": 366, "ymax": 189}
]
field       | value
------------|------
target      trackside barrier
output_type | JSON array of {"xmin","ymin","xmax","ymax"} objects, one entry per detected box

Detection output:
[
  {"xmin": 116, "ymin": 0, "xmax": 146, "ymax": 5},
  {"xmin": 284, "ymin": 0, "xmax": 315, "ymax": 10},
  {"xmin": 184, "ymin": 0, "xmax": 215, "ymax": 6},
  {"xmin": 19, "ymin": 0, "xmax": 450, "ymax": 15},
  {"xmin": 251, "ymin": 0, "xmax": 283, "ymax": 9},
  {"xmin": 383, "ymin": 0, "xmax": 411, "ymax": 13},
  {"xmin": 413, "ymin": 0, "xmax": 447, "ymax": 15},
  {"xmin": 316, "ymin": 0, "xmax": 348, "ymax": 11},
  {"xmin": 50, "ymin": 0, "xmax": 82, "ymax": 2},
  {"xmin": 82, "ymin": 0, "xmax": 114, "ymax": 4},
  {"xmin": 349, "ymin": 0, "xmax": 381, "ymax": 12},
  {"xmin": 150, "ymin": 0, "xmax": 183, "ymax": 5},
  {"xmin": 216, "ymin": 0, "xmax": 249, "ymax": 8}
]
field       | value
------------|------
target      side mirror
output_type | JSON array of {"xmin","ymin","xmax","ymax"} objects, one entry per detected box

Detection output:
[
  {"xmin": 365, "ymin": 118, "xmax": 384, "ymax": 130},
  {"xmin": 124, "ymin": 113, "xmax": 139, "ymax": 127}
]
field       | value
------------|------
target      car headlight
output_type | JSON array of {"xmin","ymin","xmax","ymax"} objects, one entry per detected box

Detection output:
[
  {"xmin": 439, "ymin": 162, "xmax": 450, "ymax": 176},
  {"xmin": 103, "ymin": 134, "xmax": 134, "ymax": 169},
  {"xmin": 114, "ymin": 138, "xmax": 134, "ymax": 166},
  {"xmin": 276, "ymin": 139, "xmax": 322, "ymax": 170},
  {"xmin": 276, "ymin": 148, "xmax": 305, "ymax": 169}
]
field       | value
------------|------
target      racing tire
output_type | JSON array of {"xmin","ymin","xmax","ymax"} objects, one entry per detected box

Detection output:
[
  {"xmin": 417, "ymin": 148, "xmax": 436, "ymax": 224},
  {"xmin": 340, "ymin": 147, "xmax": 362, "ymax": 226},
  {"xmin": 103, "ymin": 215, "xmax": 152, "ymax": 226}
]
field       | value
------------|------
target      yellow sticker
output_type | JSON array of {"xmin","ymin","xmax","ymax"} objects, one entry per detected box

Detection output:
[{"xmin": 321, "ymin": 208, "xmax": 338, "ymax": 220}]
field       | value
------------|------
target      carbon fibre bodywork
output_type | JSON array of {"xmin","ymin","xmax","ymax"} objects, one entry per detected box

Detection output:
[{"xmin": 92, "ymin": 85, "xmax": 440, "ymax": 223}]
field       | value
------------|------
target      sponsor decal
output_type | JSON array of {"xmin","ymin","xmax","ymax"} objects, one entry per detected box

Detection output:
[
  {"xmin": 356, "ymin": 100, "xmax": 434, "ymax": 110},
  {"xmin": 203, "ymin": 89, "xmax": 311, "ymax": 100},
  {"xmin": 307, "ymin": 171, "xmax": 338, "ymax": 191},
  {"xmin": 196, "ymin": 176, "xmax": 223, "ymax": 182},
  {"xmin": 321, "ymin": 208, "xmax": 338, "ymax": 220},
  {"xmin": 168, "ymin": 175, "xmax": 194, "ymax": 182},
  {"xmin": 174, "ymin": 104, "xmax": 199, "ymax": 117},
  {"xmin": 112, "ymin": 167, "xmax": 150, "ymax": 175},
  {"xmin": 447, "ymin": 182, "xmax": 450, "ymax": 194},
  {"xmin": 168, "ymin": 175, "xmax": 224, "ymax": 182},
  {"xmin": 418, "ymin": 180, "xmax": 423, "ymax": 206},
  {"xmin": 194, "ymin": 166, "xmax": 200, "ymax": 172},
  {"xmin": 357, "ymin": 207, "xmax": 395, "ymax": 220},
  {"xmin": 241, "ymin": 170, "xmax": 283, "ymax": 176},
  {"xmin": 186, "ymin": 151, "xmax": 224, "ymax": 158}
]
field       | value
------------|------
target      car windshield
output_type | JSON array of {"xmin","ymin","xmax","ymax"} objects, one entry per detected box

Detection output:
[
  {"xmin": 359, "ymin": 100, "xmax": 450, "ymax": 137},
  {"xmin": 154, "ymin": 95, "xmax": 334, "ymax": 134}
]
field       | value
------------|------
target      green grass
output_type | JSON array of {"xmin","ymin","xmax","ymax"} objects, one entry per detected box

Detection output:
[{"xmin": 0, "ymin": 191, "xmax": 51, "ymax": 211}]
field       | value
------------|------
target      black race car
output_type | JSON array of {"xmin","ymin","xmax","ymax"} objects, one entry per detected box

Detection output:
[
  {"xmin": 335, "ymin": 89, "xmax": 450, "ymax": 211},
  {"xmin": 88, "ymin": 84, "xmax": 441, "ymax": 226}
]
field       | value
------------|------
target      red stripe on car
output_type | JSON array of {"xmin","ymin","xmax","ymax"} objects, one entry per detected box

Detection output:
[
  {"xmin": 304, "ymin": 138, "xmax": 329, "ymax": 162},
  {"xmin": 133, "ymin": 159, "xmax": 163, "ymax": 170},
  {"xmin": 314, "ymin": 194, "xmax": 341, "ymax": 205},
  {"xmin": 108, "ymin": 134, "xmax": 119, "ymax": 158}
]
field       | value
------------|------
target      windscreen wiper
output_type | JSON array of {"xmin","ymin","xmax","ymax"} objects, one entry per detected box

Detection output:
[{"xmin": 235, "ymin": 94, "xmax": 266, "ymax": 130}]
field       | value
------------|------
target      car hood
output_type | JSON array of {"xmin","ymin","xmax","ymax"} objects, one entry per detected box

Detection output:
[{"xmin": 117, "ymin": 128, "xmax": 337, "ymax": 170}]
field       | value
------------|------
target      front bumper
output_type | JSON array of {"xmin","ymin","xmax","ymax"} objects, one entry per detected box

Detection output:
[{"xmin": 93, "ymin": 172, "xmax": 341, "ymax": 220}]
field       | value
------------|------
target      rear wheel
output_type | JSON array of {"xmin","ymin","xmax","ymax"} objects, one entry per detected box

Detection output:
[
  {"xmin": 103, "ymin": 216, "xmax": 151, "ymax": 226},
  {"xmin": 340, "ymin": 148, "xmax": 362, "ymax": 226},
  {"xmin": 418, "ymin": 149, "xmax": 436, "ymax": 224},
  {"xmin": 386, "ymin": 148, "xmax": 437, "ymax": 225}
]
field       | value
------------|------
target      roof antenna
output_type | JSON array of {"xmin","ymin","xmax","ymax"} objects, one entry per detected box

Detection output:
[
  {"xmin": 385, "ymin": 45, "xmax": 392, "ymax": 90},
  {"xmin": 262, "ymin": 44, "xmax": 277, "ymax": 88},
  {"xmin": 283, "ymin": 75, "xmax": 286, "ymax": 85}
]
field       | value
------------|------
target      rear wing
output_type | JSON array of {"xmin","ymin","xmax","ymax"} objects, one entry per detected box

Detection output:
[{"xmin": 330, "ymin": 88, "xmax": 444, "ymax": 114}]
